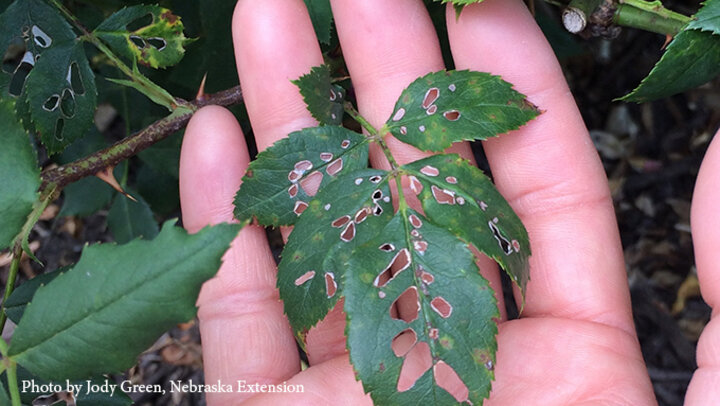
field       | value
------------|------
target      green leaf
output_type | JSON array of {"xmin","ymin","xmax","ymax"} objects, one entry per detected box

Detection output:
[
  {"xmin": 0, "ymin": 379, "xmax": 10, "ymax": 406},
  {"xmin": 304, "ymin": 0, "xmax": 333, "ymax": 45},
  {"xmin": 0, "ymin": 101, "xmax": 40, "ymax": 250},
  {"xmin": 234, "ymin": 126, "xmax": 369, "ymax": 226},
  {"xmin": 0, "ymin": 0, "xmax": 76, "ymax": 100},
  {"xmin": 105, "ymin": 77, "xmax": 174, "ymax": 110},
  {"xmin": 345, "ymin": 209, "xmax": 498, "ymax": 405},
  {"xmin": 135, "ymin": 163, "xmax": 180, "ymax": 216},
  {"xmin": 386, "ymin": 70, "xmax": 539, "ymax": 152},
  {"xmin": 687, "ymin": 0, "xmax": 720, "ymax": 35},
  {"xmin": 4, "ymin": 267, "xmax": 65, "ymax": 324},
  {"xmin": 620, "ymin": 28, "xmax": 720, "ymax": 102},
  {"xmin": 8, "ymin": 220, "xmax": 240, "ymax": 380},
  {"xmin": 137, "ymin": 130, "xmax": 183, "ymax": 179},
  {"xmin": 403, "ymin": 154, "xmax": 530, "ymax": 294},
  {"xmin": 25, "ymin": 42, "xmax": 97, "ymax": 154},
  {"xmin": 278, "ymin": 169, "xmax": 394, "ymax": 337},
  {"xmin": 292, "ymin": 65, "xmax": 345, "ymax": 126},
  {"xmin": 107, "ymin": 192, "xmax": 159, "ymax": 244},
  {"xmin": 95, "ymin": 5, "xmax": 191, "ymax": 69}
]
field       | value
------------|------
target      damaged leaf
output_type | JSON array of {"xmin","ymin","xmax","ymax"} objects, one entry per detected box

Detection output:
[
  {"xmin": 386, "ymin": 70, "xmax": 539, "ymax": 152},
  {"xmin": 278, "ymin": 169, "xmax": 393, "ymax": 337},
  {"xmin": 345, "ymin": 210, "xmax": 498, "ymax": 405},
  {"xmin": 95, "ymin": 5, "xmax": 191, "ymax": 69},
  {"xmin": 403, "ymin": 154, "xmax": 530, "ymax": 295},
  {"xmin": 8, "ymin": 220, "xmax": 240, "ymax": 380},
  {"xmin": 234, "ymin": 126, "xmax": 369, "ymax": 226},
  {"xmin": 293, "ymin": 64, "xmax": 346, "ymax": 126}
]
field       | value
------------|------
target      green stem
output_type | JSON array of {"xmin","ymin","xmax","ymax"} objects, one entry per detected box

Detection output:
[
  {"xmin": 0, "ymin": 251, "xmax": 21, "ymax": 334},
  {"xmin": 0, "ymin": 339, "xmax": 20, "ymax": 406},
  {"xmin": 343, "ymin": 102, "xmax": 401, "ymax": 170},
  {"xmin": 48, "ymin": 0, "xmax": 178, "ymax": 110},
  {"xmin": 615, "ymin": 0, "xmax": 692, "ymax": 36}
]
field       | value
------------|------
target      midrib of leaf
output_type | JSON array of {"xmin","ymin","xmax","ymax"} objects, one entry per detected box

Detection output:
[
  {"xmin": 240, "ymin": 139, "xmax": 369, "ymax": 212},
  {"xmin": 10, "ymin": 234, "xmax": 214, "ymax": 359}
]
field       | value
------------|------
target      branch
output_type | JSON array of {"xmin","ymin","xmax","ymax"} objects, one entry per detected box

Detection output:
[{"xmin": 40, "ymin": 85, "xmax": 243, "ymax": 192}]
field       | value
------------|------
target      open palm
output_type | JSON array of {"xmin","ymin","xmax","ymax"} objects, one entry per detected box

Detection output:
[{"xmin": 178, "ymin": 0, "xmax": 662, "ymax": 404}]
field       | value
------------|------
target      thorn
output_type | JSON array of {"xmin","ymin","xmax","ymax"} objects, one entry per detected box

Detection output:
[
  {"xmin": 96, "ymin": 166, "xmax": 137, "ymax": 202},
  {"xmin": 661, "ymin": 34, "xmax": 673, "ymax": 50},
  {"xmin": 196, "ymin": 73, "xmax": 208, "ymax": 102}
]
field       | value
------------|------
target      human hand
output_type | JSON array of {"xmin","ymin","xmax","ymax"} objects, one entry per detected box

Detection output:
[{"xmin": 178, "ymin": 0, "xmax": 659, "ymax": 404}]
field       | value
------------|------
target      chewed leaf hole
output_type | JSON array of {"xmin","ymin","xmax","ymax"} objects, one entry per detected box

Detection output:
[
  {"xmin": 60, "ymin": 88, "xmax": 76, "ymax": 118},
  {"xmin": 293, "ymin": 201, "xmax": 308, "ymax": 215},
  {"xmin": 127, "ymin": 13, "xmax": 153, "ymax": 31},
  {"xmin": 43, "ymin": 95, "xmax": 60, "ymax": 111},
  {"xmin": 332, "ymin": 215, "xmax": 350, "ymax": 228},
  {"xmin": 327, "ymin": 158, "xmax": 344, "ymax": 176},
  {"xmin": 431, "ymin": 185, "xmax": 456, "ymax": 205},
  {"xmin": 325, "ymin": 272, "xmax": 337, "ymax": 298},
  {"xmin": 129, "ymin": 35, "xmax": 146, "ymax": 48},
  {"xmin": 31, "ymin": 25, "xmax": 52, "ymax": 48},
  {"xmin": 443, "ymin": 110, "xmax": 461, "ymax": 121},
  {"xmin": 397, "ymin": 341, "xmax": 432, "ymax": 392},
  {"xmin": 67, "ymin": 62, "xmax": 85, "ymax": 95},
  {"xmin": 300, "ymin": 171, "xmax": 323, "ymax": 197},
  {"xmin": 373, "ymin": 248, "xmax": 411, "ymax": 288},
  {"xmin": 147, "ymin": 37, "xmax": 167, "ymax": 51},
  {"xmin": 54, "ymin": 118, "xmax": 65, "ymax": 141},
  {"xmin": 391, "ymin": 328, "xmax": 417, "ymax": 358},
  {"xmin": 431, "ymin": 297, "xmax": 452, "ymax": 318},
  {"xmin": 340, "ymin": 222, "xmax": 355, "ymax": 242},
  {"xmin": 9, "ymin": 53, "xmax": 34, "ymax": 96},
  {"xmin": 434, "ymin": 361, "xmax": 470, "ymax": 402},
  {"xmin": 391, "ymin": 286, "xmax": 419, "ymax": 323},
  {"xmin": 294, "ymin": 271, "xmax": 315, "ymax": 286},
  {"xmin": 422, "ymin": 87, "xmax": 439, "ymax": 109}
]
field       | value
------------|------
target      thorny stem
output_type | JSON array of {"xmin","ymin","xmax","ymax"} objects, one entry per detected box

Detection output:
[
  {"xmin": 551, "ymin": 0, "xmax": 692, "ymax": 37},
  {"xmin": 615, "ymin": 0, "xmax": 692, "ymax": 36},
  {"xmin": 48, "ymin": 0, "xmax": 179, "ymax": 109},
  {"xmin": 40, "ymin": 85, "xmax": 243, "ymax": 191}
]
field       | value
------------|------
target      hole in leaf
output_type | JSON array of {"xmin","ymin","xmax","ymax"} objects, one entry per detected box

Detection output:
[
  {"xmin": 300, "ymin": 171, "xmax": 323, "ymax": 196},
  {"xmin": 67, "ymin": 62, "xmax": 85, "ymax": 95},
  {"xmin": 397, "ymin": 341, "xmax": 432, "ymax": 392},
  {"xmin": 332, "ymin": 215, "xmax": 350, "ymax": 228},
  {"xmin": 408, "ymin": 214, "xmax": 422, "ymax": 228},
  {"xmin": 431, "ymin": 297, "xmax": 452, "ymax": 318},
  {"xmin": 419, "ymin": 270, "xmax": 434, "ymax": 285},
  {"xmin": 326, "ymin": 158, "xmax": 343, "ymax": 176},
  {"xmin": 434, "ymin": 361, "xmax": 470, "ymax": 402},
  {"xmin": 391, "ymin": 328, "xmax": 417, "ymax": 358},
  {"xmin": 9, "ymin": 52, "xmax": 34, "ymax": 96},
  {"xmin": 426, "ymin": 104, "xmax": 437, "ymax": 115},
  {"xmin": 288, "ymin": 170, "xmax": 302, "ymax": 182},
  {"xmin": 341, "ymin": 139, "xmax": 350, "ymax": 149},
  {"xmin": 147, "ymin": 37, "xmax": 167, "ymax": 51},
  {"xmin": 443, "ymin": 110, "xmax": 461, "ymax": 121},
  {"xmin": 288, "ymin": 184, "xmax": 298, "ymax": 198},
  {"xmin": 294, "ymin": 271, "xmax": 315, "ymax": 286},
  {"xmin": 391, "ymin": 286, "xmax": 419, "ymax": 323},
  {"xmin": 60, "ymin": 88, "xmax": 76, "ymax": 118},
  {"xmin": 43, "ymin": 94, "xmax": 60, "ymax": 111},
  {"xmin": 294, "ymin": 160, "xmax": 312, "ymax": 172},
  {"xmin": 369, "ymin": 175, "xmax": 382, "ymax": 183},
  {"xmin": 54, "ymin": 118, "xmax": 65, "ymax": 141},
  {"xmin": 489, "ymin": 221, "xmax": 513, "ymax": 255},
  {"xmin": 374, "ymin": 248, "xmax": 411, "ymax": 288},
  {"xmin": 325, "ymin": 272, "xmax": 337, "ymax": 298},
  {"xmin": 293, "ymin": 201, "xmax": 308, "ymax": 215},
  {"xmin": 379, "ymin": 243, "xmax": 395, "ymax": 252},
  {"xmin": 431, "ymin": 185, "xmax": 456, "ymax": 205},
  {"xmin": 31, "ymin": 25, "xmax": 52, "ymax": 48},
  {"xmin": 420, "ymin": 165, "xmax": 439, "ymax": 177},
  {"xmin": 127, "ymin": 13, "xmax": 153, "ymax": 31},
  {"xmin": 445, "ymin": 176, "xmax": 457, "ymax": 184},
  {"xmin": 354, "ymin": 207, "xmax": 369, "ymax": 224},
  {"xmin": 129, "ymin": 35, "xmax": 146, "ymax": 48},
  {"xmin": 340, "ymin": 222, "xmax": 355, "ymax": 242},
  {"xmin": 392, "ymin": 107, "xmax": 406, "ymax": 121},
  {"xmin": 372, "ymin": 205, "xmax": 383, "ymax": 216},
  {"xmin": 320, "ymin": 152, "xmax": 333, "ymax": 162},
  {"xmin": 422, "ymin": 87, "xmax": 439, "ymax": 109},
  {"xmin": 413, "ymin": 240, "xmax": 428, "ymax": 255},
  {"xmin": 372, "ymin": 190, "xmax": 383, "ymax": 200}
]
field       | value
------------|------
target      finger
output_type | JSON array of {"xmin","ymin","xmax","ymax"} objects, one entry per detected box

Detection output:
[
  {"xmin": 180, "ymin": 106, "xmax": 300, "ymax": 405},
  {"xmin": 233, "ymin": 0, "xmax": 322, "ymax": 151},
  {"xmin": 244, "ymin": 356, "xmax": 372, "ymax": 405},
  {"xmin": 686, "ymin": 131, "xmax": 720, "ymax": 405},
  {"xmin": 330, "ymin": 0, "xmax": 505, "ymax": 316},
  {"xmin": 447, "ymin": 0, "xmax": 633, "ymax": 333}
]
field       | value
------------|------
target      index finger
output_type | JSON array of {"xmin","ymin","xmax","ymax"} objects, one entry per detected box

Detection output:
[{"xmin": 447, "ymin": 0, "xmax": 634, "ymax": 333}]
